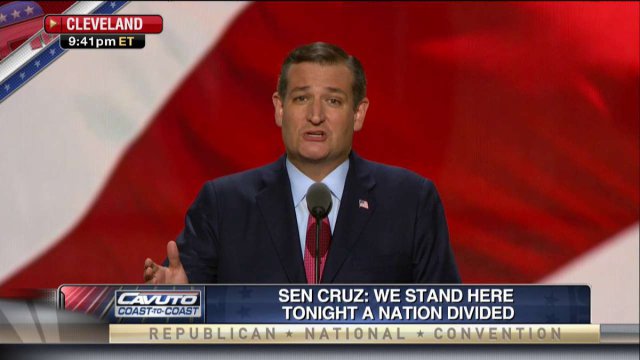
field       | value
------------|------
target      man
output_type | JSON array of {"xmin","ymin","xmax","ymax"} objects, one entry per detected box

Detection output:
[{"xmin": 143, "ymin": 42, "xmax": 460, "ymax": 284}]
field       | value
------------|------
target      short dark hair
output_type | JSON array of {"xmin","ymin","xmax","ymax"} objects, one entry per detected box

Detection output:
[{"xmin": 277, "ymin": 42, "xmax": 367, "ymax": 109}]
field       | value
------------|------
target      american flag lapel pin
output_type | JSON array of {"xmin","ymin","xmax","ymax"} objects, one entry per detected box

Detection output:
[{"xmin": 358, "ymin": 199, "xmax": 369, "ymax": 210}]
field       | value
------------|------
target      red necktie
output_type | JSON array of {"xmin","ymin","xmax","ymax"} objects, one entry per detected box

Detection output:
[{"xmin": 303, "ymin": 214, "xmax": 331, "ymax": 284}]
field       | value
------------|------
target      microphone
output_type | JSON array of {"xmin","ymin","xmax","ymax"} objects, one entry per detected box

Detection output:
[
  {"xmin": 306, "ymin": 183, "xmax": 332, "ymax": 284},
  {"xmin": 306, "ymin": 182, "xmax": 332, "ymax": 218}
]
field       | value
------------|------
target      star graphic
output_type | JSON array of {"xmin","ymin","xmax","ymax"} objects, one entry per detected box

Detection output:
[
  {"xmin": 24, "ymin": 6, "xmax": 34, "ymax": 15},
  {"xmin": 286, "ymin": 330, "xmax": 293, "ymax": 337},
  {"xmin": 0, "ymin": 13, "xmax": 7, "ymax": 23},
  {"xmin": 19, "ymin": 72, "xmax": 25, "ymax": 79},
  {"xmin": 4, "ymin": 84, "xmax": 10, "ymax": 92},
  {"xmin": 11, "ymin": 9, "xmax": 20, "ymax": 19},
  {"xmin": 545, "ymin": 293, "xmax": 559, "ymax": 305},
  {"xmin": 239, "ymin": 286, "xmax": 253, "ymax": 299},
  {"xmin": 417, "ymin": 330, "xmax": 424, "ymax": 337},
  {"xmin": 35, "ymin": 60, "xmax": 41, "ymax": 68},
  {"xmin": 110, "ymin": 2, "xmax": 117, "ymax": 8},
  {"xmin": 49, "ymin": 48, "xmax": 56, "ymax": 56},
  {"xmin": 237, "ymin": 306, "xmax": 251, "ymax": 318}
]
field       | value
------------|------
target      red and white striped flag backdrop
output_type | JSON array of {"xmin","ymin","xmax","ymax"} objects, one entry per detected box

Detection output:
[{"xmin": 0, "ymin": 2, "xmax": 637, "ymax": 323}]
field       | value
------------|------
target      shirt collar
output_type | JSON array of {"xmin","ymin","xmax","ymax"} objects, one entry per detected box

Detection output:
[{"xmin": 286, "ymin": 157, "xmax": 350, "ymax": 208}]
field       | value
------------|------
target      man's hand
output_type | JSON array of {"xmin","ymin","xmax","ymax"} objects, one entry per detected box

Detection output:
[{"xmin": 143, "ymin": 241, "xmax": 189, "ymax": 284}]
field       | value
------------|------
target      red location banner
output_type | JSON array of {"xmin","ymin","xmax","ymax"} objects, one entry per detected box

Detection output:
[{"xmin": 44, "ymin": 15, "xmax": 163, "ymax": 34}]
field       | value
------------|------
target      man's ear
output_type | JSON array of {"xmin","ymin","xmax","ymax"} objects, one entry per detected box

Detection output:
[
  {"xmin": 353, "ymin": 97, "xmax": 369, "ymax": 132},
  {"xmin": 272, "ymin": 92, "xmax": 284, "ymax": 128}
]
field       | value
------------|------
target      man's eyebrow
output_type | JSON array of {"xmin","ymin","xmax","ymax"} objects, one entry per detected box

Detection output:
[
  {"xmin": 325, "ymin": 87, "xmax": 348, "ymax": 96},
  {"xmin": 289, "ymin": 85, "xmax": 349, "ymax": 97},
  {"xmin": 289, "ymin": 86, "xmax": 348, "ymax": 96},
  {"xmin": 289, "ymin": 86, "xmax": 310, "ymax": 93}
]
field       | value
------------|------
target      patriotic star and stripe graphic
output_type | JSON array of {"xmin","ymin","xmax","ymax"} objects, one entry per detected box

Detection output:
[
  {"xmin": 0, "ymin": 2, "xmax": 637, "ymax": 325},
  {"xmin": 0, "ymin": 1, "xmax": 127, "ymax": 103},
  {"xmin": 0, "ymin": 2, "xmax": 43, "ymax": 30}
]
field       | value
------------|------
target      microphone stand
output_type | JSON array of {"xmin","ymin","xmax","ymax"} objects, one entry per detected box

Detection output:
[
  {"xmin": 315, "ymin": 215, "xmax": 321, "ymax": 284},
  {"xmin": 306, "ymin": 182, "xmax": 331, "ymax": 284}
]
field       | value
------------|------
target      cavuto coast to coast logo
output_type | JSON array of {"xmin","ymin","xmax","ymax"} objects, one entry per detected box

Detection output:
[{"xmin": 114, "ymin": 290, "xmax": 202, "ymax": 318}]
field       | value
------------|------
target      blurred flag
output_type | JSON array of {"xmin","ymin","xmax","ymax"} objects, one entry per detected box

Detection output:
[{"xmin": 0, "ymin": 2, "xmax": 637, "ymax": 322}]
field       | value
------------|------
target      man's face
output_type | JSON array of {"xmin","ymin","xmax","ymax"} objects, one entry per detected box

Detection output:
[{"xmin": 272, "ymin": 62, "xmax": 369, "ymax": 171}]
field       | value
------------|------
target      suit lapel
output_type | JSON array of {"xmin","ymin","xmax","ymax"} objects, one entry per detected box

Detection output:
[
  {"xmin": 256, "ymin": 157, "xmax": 307, "ymax": 283},
  {"xmin": 322, "ymin": 152, "xmax": 376, "ymax": 282}
]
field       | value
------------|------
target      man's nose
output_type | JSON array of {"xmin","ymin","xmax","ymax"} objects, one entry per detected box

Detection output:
[{"xmin": 307, "ymin": 99, "xmax": 325, "ymax": 125}]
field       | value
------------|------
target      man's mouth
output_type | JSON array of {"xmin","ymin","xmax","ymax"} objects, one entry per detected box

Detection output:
[{"xmin": 303, "ymin": 130, "xmax": 326, "ymax": 142}]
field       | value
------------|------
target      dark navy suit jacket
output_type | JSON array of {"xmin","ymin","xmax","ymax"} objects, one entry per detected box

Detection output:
[{"xmin": 175, "ymin": 152, "xmax": 460, "ymax": 283}]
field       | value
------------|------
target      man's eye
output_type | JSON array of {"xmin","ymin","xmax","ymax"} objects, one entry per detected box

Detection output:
[
  {"xmin": 293, "ymin": 96, "xmax": 308, "ymax": 103},
  {"xmin": 328, "ymin": 98, "xmax": 342, "ymax": 105}
]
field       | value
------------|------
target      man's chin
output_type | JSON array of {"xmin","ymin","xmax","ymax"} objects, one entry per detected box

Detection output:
[
  {"xmin": 292, "ymin": 146, "xmax": 327, "ymax": 161},
  {"xmin": 298, "ymin": 154, "xmax": 330, "ymax": 164},
  {"xmin": 288, "ymin": 148, "xmax": 349, "ymax": 167},
  {"xmin": 298, "ymin": 153, "xmax": 350, "ymax": 166}
]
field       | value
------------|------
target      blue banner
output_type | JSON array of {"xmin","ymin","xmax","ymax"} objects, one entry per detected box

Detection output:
[
  {"xmin": 59, "ymin": 284, "xmax": 590, "ymax": 325},
  {"xmin": 202, "ymin": 285, "xmax": 590, "ymax": 324}
]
